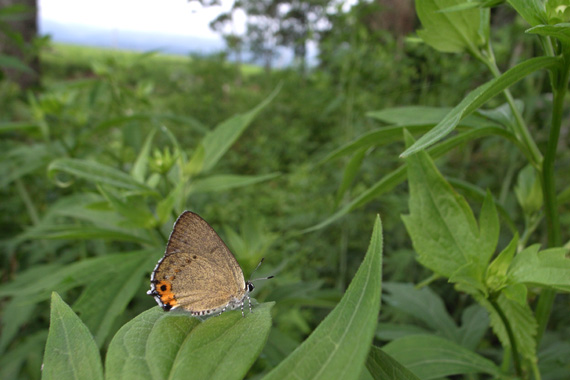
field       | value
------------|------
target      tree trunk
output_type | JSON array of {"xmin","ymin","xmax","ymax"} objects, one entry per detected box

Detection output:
[
  {"xmin": 0, "ymin": 0, "xmax": 40, "ymax": 89},
  {"xmin": 369, "ymin": 0, "xmax": 416, "ymax": 37}
]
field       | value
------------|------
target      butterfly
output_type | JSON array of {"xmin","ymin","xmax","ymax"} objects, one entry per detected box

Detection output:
[{"xmin": 147, "ymin": 211, "xmax": 271, "ymax": 316}]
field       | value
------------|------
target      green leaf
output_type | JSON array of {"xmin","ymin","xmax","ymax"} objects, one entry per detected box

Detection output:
[
  {"xmin": 105, "ymin": 307, "xmax": 164, "ymax": 380},
  {"xmin": 376, "ymin": 323, "xmax": 431, "ymax": 341},
  {"xmin": 526, "ymin": 23, "xmax": 570, "ymax": 45},
  {"xmin": 130, "ymin": 128, "xmax": 157, "ymax": 182},
  {"xmin": 0, "ymin": 251, "xmax": 157, "ymax": 300},
  {"xmin": 0, "ymin": 144, "xmax": 50, "ymax": 187},
  {"xmin": 0, "ymin": 53, "xmax": 34, "ymax": 73},
  {"xmin": 514, "ymin": 165, "xmax": 543, "ymax": 215},
  {"xmin": 415, "ymin": 0, "xmax": 484, "ymax": 54},
  {"xmin": 478, "ymin": 190, "xmax": 500, "ymax": 257},
  {"xmin": 401, "ymin": 131, "xmax": 496, "ymax": 284},
  {"xmin": 200, "ymin": 85, "xmax": 280, "ymax": 172},
  {"xmin": 306, "ymin": 126, "xmax": 517, "ymax": 233},
  {"xmin": 448, "ymin": 178, "xmax": 517, "ymax": 234},
  {"xmin": 320, "ymin": 125, "xmax": 433, "ymax": 164},
  {"xmin": 264, "ymin": 216, "xmax": 383, "ymax": 380},
  {"xmin": 151, "ymin": 303, "xmax": 274, "ymax": 380},
  {"xmin": 73, "ymin": 253, "xmax": 152, "ymax": 347},
  {"xmin": 486, "ymin": 234, "xmax": 518, "ymax": 292},
  {"xmin": 502, "ymin": 283, "xmax": 528, "ymax": 305},
  {"xmin": 507, "ymin": 0, "xmax": 548, "ymax": 26},
  {"xmin": 107, "ymin": 304, "xmax": 273, "ymax": 380},
  {"xmin": 322, "ymin": 107, "xmax": 494, "ymax": 164},
  {"xmin": 48, "ymin": 158, "xmax": 157, "ymax": 194},
  {"xmin": 400, "ymin": 56, "xmax": 559, "ymax": 157},
  {"xmin": 334, "ymin": 147, "xmax": 368, "ymax": 206},
  {"xmin": 185, "ymin": 143, "xmax": 205, "ymax": 176},
  {"xmin": 17, "ymin": 224, "xmax": 155, "ymax": 245},
  {"xmin": 187, "ymin": 172, "xmax": 280, "ymax": 194},
  {"xmin": 97, "ymin": 185, "xmax": 156, "ymax": 229},
  {"xmin": 156, "ymin": 181, "xmax": 183, "ymax": 224},
  {"xmin": 383, "ymin": 283, "xmax": 460, "ymax": 342},
  {"xmin": 42, "ymin": 292, "xmax": 104, "ymax": 380},
  {"xmin": 366, "ymin": 345, "xmax": 421, "ymax": 380},
  {"xmin": 508, "ymin": 245, "xmax": 570, "ymax": 291},
  {"xmin": 143, "ymin": 312, "xmax": 201, "ymax": 380},
  {"xmin": 0, "ymin": 297, "xmax": 36, "ymax": 354},
  {"xmin": 0, "ymin": 121, "xmax": 40, "ymax": 133},
  {"xmin": 382, "ymin": 335, "xmax": 503, "ymax": 379},
  {"xmin": 0, "ymin": 331, "xmax": 47, "ymax": 380},
  {"xmin": 457, "ymin": 304, "xmax": 489, "ymax": 350},
  {"xmin": 478, "ymin": 293, "xmax": 538, "ymax": 361}
]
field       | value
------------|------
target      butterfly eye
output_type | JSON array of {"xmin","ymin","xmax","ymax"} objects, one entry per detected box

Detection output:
[{"xmin": 247, "ymin": 282, "xmax": 255, "ymax": 292}]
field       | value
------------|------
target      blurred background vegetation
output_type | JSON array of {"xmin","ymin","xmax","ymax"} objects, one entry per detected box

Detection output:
[{"xmin": 1, "ymin": 1, "xmax": 569, "ymax": 379}]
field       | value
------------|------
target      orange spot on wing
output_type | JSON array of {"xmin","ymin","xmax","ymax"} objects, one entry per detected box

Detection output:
[{"xmin": 156, "ymin": 281, "xmax": 178, "ymax": 307}]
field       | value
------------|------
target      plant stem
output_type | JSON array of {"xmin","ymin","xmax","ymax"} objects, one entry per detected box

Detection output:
[
  {"xmin": 15, "ymin": 178, "xmax": 40, "ymax": 225},
  {"xmin": 484, "ymin": 57, "xmax": 543, "ymax": 168},
  {"xmin": 536, "ymin": 52, "xmax": 570, "ymax": 345},
  {"xmin": 490, "ymin": 298, "xmax": 522, "ymax": 377}
]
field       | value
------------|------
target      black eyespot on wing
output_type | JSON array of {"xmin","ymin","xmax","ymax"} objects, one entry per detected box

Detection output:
[{"xmin": 160, "ymin": 284, "xmax": 167, "ymax": 291}]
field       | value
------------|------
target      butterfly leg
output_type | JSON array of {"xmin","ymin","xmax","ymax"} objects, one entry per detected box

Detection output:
[{"xmin": 248, "ymin": 293, "xmax": 253, "ymax": 314}]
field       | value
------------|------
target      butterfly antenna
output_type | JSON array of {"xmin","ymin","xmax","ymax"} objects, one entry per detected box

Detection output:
[{"xmin": 249, "ymin": 258, "xmax": 274, "ymax": 282}]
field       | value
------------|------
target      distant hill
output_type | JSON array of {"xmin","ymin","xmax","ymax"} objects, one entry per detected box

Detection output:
[
  {"xmin": 39, "ymin": 19, "xmax": 313, "ymax": 67},
  {"xmin": 39, "ymin": 19, "xmax": 225, "ymax": 56}
]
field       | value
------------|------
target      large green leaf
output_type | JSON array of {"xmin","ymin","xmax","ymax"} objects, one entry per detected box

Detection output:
[
  {"xmin": 366, "ymin": 345, "xmax": 421, "ymax": 380},
  {"xmin": 106, "ymin": 304, "xmax": 274, "ymax": 380},
  {"xmin": 382, "ymin": 335, "xmax": 503, "ymax": 379},
  {"xmin": 151, "ymin": 303, "xmax": 274, "ymax": 380},
  {"xmin": 415, "ymin": 0, "xmax": 484, "ymax": 54},
  {"xmin": 264, "ymin": 216, "xmax": 383, "ymax": 380},
  {"xmin": 105, "ymin": 308, "xmax": 164, "ymax": 380},
  {"xmin": 400, "ymin": 56, "xmax": 559, "ymax": 157},
  {"xmin": 401, "ymin": 131, "xmax": 498, "ymax": 288},
  {"xmin": 42, "ymin": 292, "xmax": 104, "ymax": 380},
  {"xmin": 199, "ymin": 85, "xmax": 280, "ymax": 172}
]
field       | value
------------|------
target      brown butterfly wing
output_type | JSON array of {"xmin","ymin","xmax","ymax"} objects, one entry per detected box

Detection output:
[{"xmin": 150, "ymin": 212, "xmax": 246, "ymax": 313}]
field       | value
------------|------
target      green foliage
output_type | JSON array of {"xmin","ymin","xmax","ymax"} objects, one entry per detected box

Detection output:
[
  {"xmin": 2, "ymin": 0, "xmax": 570, "ymax": 379},
  {"xmin": 383, "ymin": 335, "xmax": 502, "ymax": 379},
  {"xmin": 43, "ymin": 293, "xmax": 104, "ymax": 380},
  {"xmin": 264, "ymin": 216, "xmax": 382, "ymax": 380},
  {"xmin": 314, "ymin": 1, "xmax": 570, "ymax": 379}
]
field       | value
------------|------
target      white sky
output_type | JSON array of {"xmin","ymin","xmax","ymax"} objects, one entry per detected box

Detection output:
[
  {"xmin": 38, "ymin": 0, "xmax": 239, "ymax": 39},
  {"xmin": 39, "ymin": 0, "xmax": 357, "ymax": 39}
]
